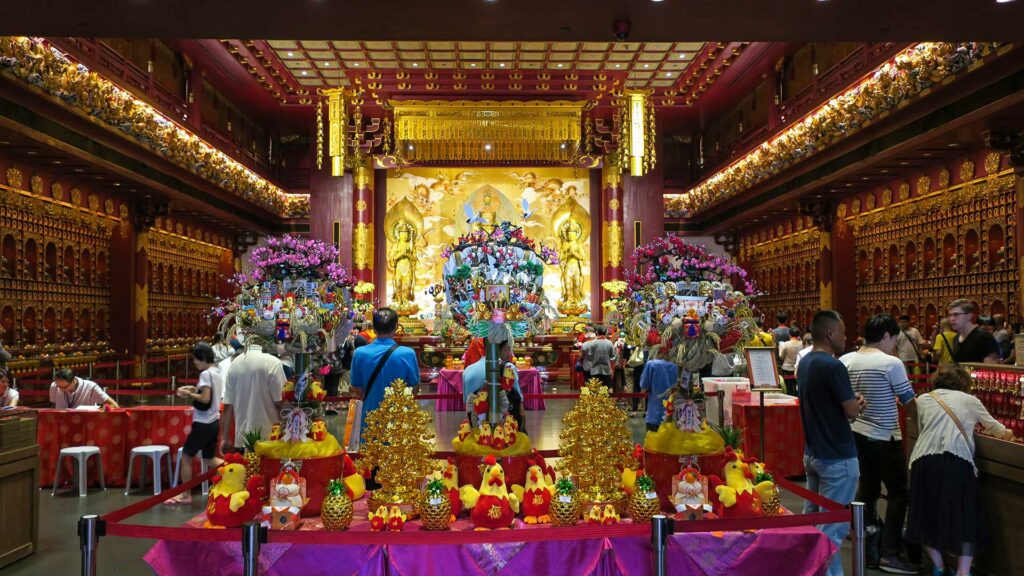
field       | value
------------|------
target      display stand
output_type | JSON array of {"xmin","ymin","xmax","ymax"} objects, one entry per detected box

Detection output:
[{"xmin": 746, "ymin": 347, "xmax": 782, "ymax": 462}]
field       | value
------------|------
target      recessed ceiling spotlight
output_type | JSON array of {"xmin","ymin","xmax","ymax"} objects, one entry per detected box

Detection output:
[
  {"xmin": 412, "ymin": 62, "xmax": 418, "ymax": 67},
  {"xmin": 679, "ymin": 54, "xmax": 686, "ymax": 59},
  {"xmin": 560, "ymin": 142, "xmax": 567, "ymax": 149},
  {"xmin": 323, "ymin": 62, "xmax": 329, "ymax": 67},
  {"xmin": 53, "ymin": 160, "xmax": 61, "ymax": 164},
  {"xmin": 644, "ymin": 64, "xmax": 650, "ymax": 68},
  {"xmin": 499, "ymin": 63, "xmax": 505, "ymax": 67},
  {"xmin": 947, "ymin": 142, "xmax": 958, "ymax": 147},
  {"xmin": 923, "ymin": 152, "xmax": 932, "ymax": 157},
  {"xmin": 352, "ymin": 63, "xmax": 359, "ymax": 67},
  {"xmin": 74, "ymin": 168, "xmax": 84, "ymax": 173},
  {"xmin": 407, "ymin": 144, "xmax": 414, "ymax": 151},
  {"xmin": 996, "ymin": 0, "xmax": 1015, "ymax": 3},
  {"xmin": 470, "ymin": 63, "xmax": 476, "ymax": 67},
  {"xmin": 27, "ymin": 150, "xmax": 36, "ymax": 155},
  {"xmin": 484, "ymin": 143, "xmax": 492, "ymax": 151},
  {"xmin": 301, "ymin": 71, "xmax": 308, "ymax": 75},
  {"xmin": 899, "ymin": 161, "xmax": 910, "ymax": 165},
  {"xmin": 665, "ymin": 72, "xmax": 672, "ymax": 77},
  {"xmin": 557, "ymin": 63, "xmax": 563, "ymax": 67},
  {"xmin": 113, "ymin": 182, "xmax": 121, "ymax": 187},
  {"xmin": 615, "ymin": 64, "xmax": 621, "ymax": 68},
  {"xmin": 288, "ymin": 52, "xmax": 294, "ymax": 57}
]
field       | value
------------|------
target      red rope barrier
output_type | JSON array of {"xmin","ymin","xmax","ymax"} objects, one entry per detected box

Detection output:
[
  {"xmin": 103, "ymin": 469, "xmax": 217, "ymax": 523},
  {"xmin": 776, "ymin": 477, "xmax": 846, "ymax": 512}
]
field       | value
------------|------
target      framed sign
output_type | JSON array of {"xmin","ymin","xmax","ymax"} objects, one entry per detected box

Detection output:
[{"xmin": 745, "ymin": 346, "xmax": 782, "ymax": 390}]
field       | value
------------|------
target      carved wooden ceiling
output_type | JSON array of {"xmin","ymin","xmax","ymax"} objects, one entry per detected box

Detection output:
[{"xmin": 223, "ymin": 39, "xmax": 751, "ymax": 107}]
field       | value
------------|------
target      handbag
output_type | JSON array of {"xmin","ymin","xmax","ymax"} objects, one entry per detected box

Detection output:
[
  {"xmin": 627, "ymin": 346, "xmax": 645, "ymax": 368},
  {"xmin": 928, "ymin": 391, "xmax": 971, "ymax": 448}
]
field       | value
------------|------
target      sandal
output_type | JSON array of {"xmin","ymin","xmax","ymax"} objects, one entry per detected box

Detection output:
[{"xmin": 164, "ymin": 495, "xmax": 192, "ymax": 506}]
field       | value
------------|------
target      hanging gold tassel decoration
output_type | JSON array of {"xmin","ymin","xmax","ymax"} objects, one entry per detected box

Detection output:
[
  {"xmin": 624, "ymin": 89, "xmax": 655, "ymax": 177},
  {"xmin": 316, "ymin": 97, "xmax": 324, "ymax": 171},
  {"xmin": 323, "ymin": 88, "xmax": 347, "ymax": 176}
]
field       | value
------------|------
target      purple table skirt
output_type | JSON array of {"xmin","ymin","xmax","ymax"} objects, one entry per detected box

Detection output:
[
  {"xmin": 144, "ymin": 525, "xmax": 833, "ymax": 576},
  {"xmin": 436, "ymin": 369, "xmax": 545, "ymax": 412}
]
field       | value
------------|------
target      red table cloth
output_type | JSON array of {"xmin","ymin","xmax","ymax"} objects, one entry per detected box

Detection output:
[
  {"xmin": 436, "ymin": 368, "xmax": 544, "ymax": 412},
  {"xmin": 144, "ymin": 500, "xmax": 834, "ymax": 576},
  {"xmin": 731, "ymin": 400, "xmax": 806, "ymax": 479},
  {"xmin": 38, "ymin": 407, "xmax": 192, "ymax": 488}
]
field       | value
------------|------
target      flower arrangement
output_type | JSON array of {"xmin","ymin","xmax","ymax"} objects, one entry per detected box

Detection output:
[
  {"xmin": 440, "ymin": 221, "xmax": 558, "ymax": 338},
  {"xmin": 668, "ymin": 42, "xmax": 1003, "ymax": 216},
  {"xmin": 620, "ymin": 235, "xmax": 759, "ymax": 372},
  {"xmin": 214, "ymin": 235, "xmax": 356, "ymax": 353}
]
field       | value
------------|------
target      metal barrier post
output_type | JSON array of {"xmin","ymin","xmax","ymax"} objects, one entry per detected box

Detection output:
[
  {"xmin": 717, "ymin": 389, "xmax": 725, "ymax": 426},
  {"xmin": 115, "ymin": 361, "xmax": 121, "ymax": 382},
  {"xmin": 241, "ymin": 521, "xmax": 265, "ymax": 576},
  {"xmin": 170, "ymin": 375, "xmax": 177, "ymax": 406},
  {"xmin": 651, "ymin": 514, "xmax": 671, "ymax": 576},
  {"xmin": 88, "ymin": 362, "xmax": 93, "ymax": 379},
  {"xmin": 851, "ymin": 501, "xmax": 866, "ymax": 576},
  {"xmin": 78, "ymin": 514, "xmax": 102, "ymax": 576},
  {"xmin": 166, "ymin": 357, "xmax": 171, "ymax": 381}
]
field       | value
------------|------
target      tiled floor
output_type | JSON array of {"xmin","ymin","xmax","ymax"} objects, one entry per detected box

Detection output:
[{"xmin": 9, "ymin": 397, "xmax": 861, "ymax": 575}]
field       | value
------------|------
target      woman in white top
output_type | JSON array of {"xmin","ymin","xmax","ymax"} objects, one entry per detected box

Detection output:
[
  {"xmin": 778, "ymin": 327, "xmax": 803, "ymax": 374},
  {"xmin": 166, "ymin": 342, "xmax": 223, "ymax": 505},
  {"xmin": 0, "ymin": 369, "xmax": 18, "ymax": 407},
  {"xmin": 906, "ymin": 365, "xmax": 1012, "ymax": 576}
]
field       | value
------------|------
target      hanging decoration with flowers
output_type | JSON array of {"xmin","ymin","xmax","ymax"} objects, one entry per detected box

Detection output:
[
  {"xmin": 214, "ymin": 235, "xmax": 356, "ymax": 354},
  {"xmin": 621, "ymin": 235, "xmax": 760, "ymax": 373},
  {"xmin": 440, "ymin": 221, "xmax": 559, "ymax": 338}
]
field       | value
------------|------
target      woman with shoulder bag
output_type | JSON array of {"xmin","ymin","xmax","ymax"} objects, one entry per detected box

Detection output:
[{"xmin": 906, "ymin": 365, "xmax": 1013, "ymax": 576}]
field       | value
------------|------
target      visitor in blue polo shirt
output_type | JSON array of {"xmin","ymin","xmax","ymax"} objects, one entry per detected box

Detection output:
[{"xmin": 350, "ymin": 307, "xmax": 420, "ymax": 443}]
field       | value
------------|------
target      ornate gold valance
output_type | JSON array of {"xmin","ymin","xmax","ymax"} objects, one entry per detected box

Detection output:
[{"xmin": 390, "ymin": 100, "xmax": 587, "ymax": 163}]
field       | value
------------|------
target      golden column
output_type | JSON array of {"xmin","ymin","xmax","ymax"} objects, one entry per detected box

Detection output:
[
  {"xmin": 352, "ymin": 156, "xmax": 375, "ymax": 303},
  {"xmin": 601, "ymin": 163, "xmax": 625, "ymax": 309}
]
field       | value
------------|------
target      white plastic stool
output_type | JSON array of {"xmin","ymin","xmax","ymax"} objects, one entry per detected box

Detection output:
[
  {"xmin": 172, "ymin": 446, "xmax": 210, "ymax": 496},
  {"xmin": 125, "ymin": 445, "xmax": 172, "ymax": 495},
  {"xmin": 51, "ymin": 446, "xmax": 105, "ymax": 497}
]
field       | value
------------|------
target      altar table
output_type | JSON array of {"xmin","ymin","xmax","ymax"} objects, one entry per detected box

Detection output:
[
  {"xmin": 38, "ymin": 406, "xmax": 192, "ymax": 487},
  {"xmin": 144, "ymin": 507, "xmax": 834, "ymax": 576},
  {"xmin": 436, "ymin": 368, "xmax": 545, "ymax": 412},
  {"xmin": 731, "ymin": 400, "xmax": 805, "ymax": 479}
]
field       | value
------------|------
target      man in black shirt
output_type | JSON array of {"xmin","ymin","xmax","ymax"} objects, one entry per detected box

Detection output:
[
  {"xmin": 948, "ymin": 299, "xmax": 999, "ymax": 364},
  {"xmin": 797, "ymin": 310, "xmax": 865, "ymax": 576}
]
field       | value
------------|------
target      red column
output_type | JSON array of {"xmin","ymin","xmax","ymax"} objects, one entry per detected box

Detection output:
[
  {"xmin": 601, "ymin": 164, "xmax": 625, "ymax": 306},
  {"xmin": 132, "ymin": 227, "xmax": 149, "ymax": 375}
]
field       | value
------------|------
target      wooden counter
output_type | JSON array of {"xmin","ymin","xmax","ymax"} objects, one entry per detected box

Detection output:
[
  {"xmin": 905, "ymin": 420, "xmax": 1024, "ymax": 575},
  {"xmin": 0, "ymin": 443, "xmax": 39, "ymax": 568}
]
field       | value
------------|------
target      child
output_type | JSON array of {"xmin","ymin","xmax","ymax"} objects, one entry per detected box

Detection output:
[{"xmin": 166, "ymin": 342, "xmax": 224, "ymax": 505}]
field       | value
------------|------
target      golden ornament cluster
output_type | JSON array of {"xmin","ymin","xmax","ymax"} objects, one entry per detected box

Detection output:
[{"xmin": 556, "ymin": 379, "xmax": 637, "ymax": 509}]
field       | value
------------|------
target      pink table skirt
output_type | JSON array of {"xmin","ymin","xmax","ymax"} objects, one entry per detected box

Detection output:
[
  {"xmin": 145, "ymin": 524, "xmax": 833, "ymax": 576},
  {"xmin": 437, "ymin": 368, "xmax": 544, "ymax": 412}
]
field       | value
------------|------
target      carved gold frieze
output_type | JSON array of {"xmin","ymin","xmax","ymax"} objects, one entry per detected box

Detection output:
[
  {"xmin": 960, "ymin": 160, "xmax": 975, "ymax": 182},
  {"xmin": 353, "ymin": 222, "xmax": 373, "ymax": 270},
  {"xmin": 6, "ymin": 168, "xmax": 22, "ymax": 188},
  {"xmin": 938, "ymin": 167, "xmax": 950, "ymax": 188},
  {"xmin": 985, "ymin": 152, "xmax": 1001, "ymax": 175}
]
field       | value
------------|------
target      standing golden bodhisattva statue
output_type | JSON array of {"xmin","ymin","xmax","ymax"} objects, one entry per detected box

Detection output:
[
  {"xmin": 553, "ymin": 198, "xmax": 591, "ymax": 315},
  {"xmin": 384, "ymin": 198, "xmax": 424, "ymax": 315}
]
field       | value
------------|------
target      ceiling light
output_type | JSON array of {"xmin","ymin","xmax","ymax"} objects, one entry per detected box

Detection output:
[
  {"xmin": 947, "ymin": 142, "xmax": 958, "ymax": 147},
  {"xmin": 74, "ymin": 168, "xmax": 84, "ymax": 173},
  {"xmin": 484, "ymin": 143, "xmax": 492, "ymax": 151},
  {"xmin": 287, "ymin": 52, "xmax": 294, "ymax": 57},
  {"xmin": 615, "ymin": 64, "xmax": 621, "ymax": 68},
  {"xmin": 923, "ymin": 152, "xmax": 932, "ymax": 156},
  {"xmin": 499, "ymin": 63, "xmax": 505, "ymax": 67},
  {"xmin": 323, "ymin": 62, "xmax": 329, "ymax": 66},
  {"xmin": 352, "ymin": 63, "xmax": 359, "ymax": 66},
  {"xmin": 407, "ymin": 144, "xmax": 414, "ymax": 151},
  {"xmin": 27, "ymin": 150, "xmax": 36, "ymax": 155},
  {"xmin": 665, "ymin": 72, "xmax": 672, "ymax": 77},
  {"xmin": 679, "ymin": 54, "xmax": 686, "ymax": 59},
  {"xmin": 412, "ymin": 63, "xmax": 418, "ymax": 67},
  {"xmin": 644, "ymin": 64, "xmax": 650, "ymax": 68},
  {"xmin": 53, "ymin": 160, "xmax": 61, "ymax": 164},
  {"xmin": 301, "ymin": 71, "xmax": 307, "ymax": 75},
  {"xmin": 557, "ymin": 63, "xmax": 563, "ymax": 67},
  {"xmin": 560, "ymin": 143, "xmax": 567, "ymax": 149},
  {"xmin": 470, "ymin": 63, "xmax": 476, "ymax": 67},
  {"xmin": 996, "ymin": 0, "xmax": 1014, "ymax": 3}
]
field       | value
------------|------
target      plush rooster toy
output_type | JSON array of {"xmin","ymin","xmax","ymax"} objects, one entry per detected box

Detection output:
[
  {"xmin": 204, "ymin": 453, "xmax": 265, "ymax": 528},
  {"xmin": 268, "ymin": 423, "xmax": 282, "ymax": 441},
  {"xmin": 503, "ymin": 416, "xmax": 518, "ymax": 445},
  {"xmin": 602, "ymin": 504, "xmax": 620, "ymax": 525},
  {"xmin": 308, "ymin": 419, "xmax": 327, "ymax": 442},
  {"xmin": 708, "ymin": 447, "xmax": 773, "ymax": 518},
  {"xmin": 491, "ymin": 423, "xmax": 508, "ymax": 450},
  {"xmin": 368, "ymin": 506, "xmax": 389, "ymax": 531},
  {"xmin": 520, "ymin": 465, "xmax": 553, "ymax": 524},
  {"xmin": 457, "ymin": 420, "xmax": 473, "ymax": 442},
  {"xmin": 441, "ymin": 458, "xmax": 462, "ymax": 519},
  {"xmin": 341, "ymin": 453, "xmax": 366, "ymax": 500},
  {"xmin": 621, "ymin": 444, "xmax": 645, "ymax": 495},
  {"xmin": 460, "ymin": 454, "xmax": 520, "ymax": 529},
  {"xmin": 387, "ymin": 506, "xmax": 407, "ymax": 531},
  {"xmin": 477, "ymin": 422, "xmax": 493, "ymax": 447},
  {"xmin": 586, "ymin": 505, "xmax": 603, "ymax": 525}
]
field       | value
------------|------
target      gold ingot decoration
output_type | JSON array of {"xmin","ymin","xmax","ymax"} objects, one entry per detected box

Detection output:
[
  {"xmin": 353, "ymin": 223, "xmax": 374, "ymax": 271},
  {"xmin": 603, "ymin": 220, "xmax": 623, "ymax": 268},
  {"xmin": 391, "ymin": 100, "xmax": 586, "ymax": 163},
  {"xmin": 323, "ymin": 88, "xmax": 347, "ymax": 177}
]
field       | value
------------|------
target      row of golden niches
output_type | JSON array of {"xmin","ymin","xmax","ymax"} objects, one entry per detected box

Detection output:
[
  {"xmin": 383, "ymin": 168, "xmax": 591, "ymax": 331},
  {"xmin": 845, "ymin": 162, "xmax": 1018, "ymax": 334},
  {"xmin": 1, "ymin": 172, "xmax": 117, "ymax": 353}
]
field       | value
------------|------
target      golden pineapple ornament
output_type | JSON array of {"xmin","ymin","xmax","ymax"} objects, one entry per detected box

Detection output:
[
  {"xmin": 321, "ymin": 479, "xmax": 354, "ymax": 530},
  {"xmin": 549, "ymin": 477, "xmax": 581, "ymax": 527},
  {"xmin": 754, "ymin": 469, "xmax": 782, "ymax": 516},
  {"xmin": 241, "ymin": 429, "xmax": 262, "ymax": 480},
  {"xmin": 419, "ymin": 477, "xmax": 452, "ymax": 531},
  {"xmin": 627, "ymin": 474, "xmax": 661, "ymax": 523}
]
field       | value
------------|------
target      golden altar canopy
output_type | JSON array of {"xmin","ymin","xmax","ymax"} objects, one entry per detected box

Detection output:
[{"xmin": 390, "ymin": 100, "xmax": 588, "ymax": 163}]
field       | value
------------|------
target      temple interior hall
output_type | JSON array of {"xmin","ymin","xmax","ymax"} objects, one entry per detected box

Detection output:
[{"xmin": 1, "ymin": 2, "xmax": 1023, "ymax": 576}]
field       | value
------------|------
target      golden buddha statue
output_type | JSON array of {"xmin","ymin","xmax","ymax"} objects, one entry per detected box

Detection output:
[
  {"xmin": 473, "ymin": 188, "xmax": 501, "ymax": 234},
  {"xmin": 553, "ymin": 198, "xmax": 591, "ymax": 315},
  {"xmin": 384, "ymin": 198, "xmax": 424, "ymax": 315}
]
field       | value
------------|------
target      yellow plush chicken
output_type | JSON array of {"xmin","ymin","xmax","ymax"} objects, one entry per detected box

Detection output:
[
  {"xmin": 440, "ymin": 458, "xmax": 462, "ymax": 519},
  {"xmin": 204, "ymin": 453, "xmax": 265, "ymax": 528},
  {"xmin": 621, "ymin": 445, "xmax": 645, "ymax": 495},
  {"xmin": 586, "ymin": 505, "xmax": 603, "ymax": 524},
  {"xmin": 601, "ymin": 504, "xmax": 620, "ymax": 524},
  {"xmin": 460, "ymin": 454, "xmax": 520, "ymax": 529},
  {"xmin": 747, "ymin": 459, "xmax": 779, "ymax": 508},
  {"xmin": 709, "ymin": 447, "xmax": 773, "ymax": 518},
  {"xmin": 520, "ymin": 465, "xmax": 553, "ymax": 524},
  {"xmin": 387, "ymin": 506, "xmax": 407, "ymax": 531},
  {"xmin": 368, "ymin": 505, "xmax": 389, "ymax": 531}
]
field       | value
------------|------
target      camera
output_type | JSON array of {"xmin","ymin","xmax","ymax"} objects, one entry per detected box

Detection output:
[{"xmin": 613, "ymin": 19, "xmax": 631, "ymax": 41}]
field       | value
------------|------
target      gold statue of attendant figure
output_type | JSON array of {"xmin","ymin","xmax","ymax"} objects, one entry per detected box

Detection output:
[
  {"xmin": 473, "ymin": 188, "xmax": 501, "ymax": 234},
  {"xmin": 553, "ymin": 198, "xmax": 591, "ymax": 315},
  {"xmin": 384, "ymin": 198, "xmax": 424, "ymax": 315}
]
